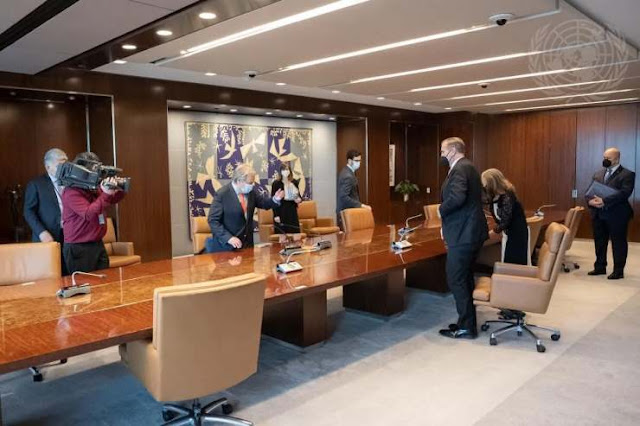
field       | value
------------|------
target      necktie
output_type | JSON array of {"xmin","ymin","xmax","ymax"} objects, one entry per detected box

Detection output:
[
  {"xmin": 604, "ymin": 168, "xmax": 612, "ymax": 183},
  {"xmin": 239, "ymin": 193, "xmax": 247, "ymax": 215}
]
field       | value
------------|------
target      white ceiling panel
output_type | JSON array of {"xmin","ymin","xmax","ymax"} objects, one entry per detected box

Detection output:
[{"xmin": 0, "ymin": 0, "xmax": 46, "ymax": 33}]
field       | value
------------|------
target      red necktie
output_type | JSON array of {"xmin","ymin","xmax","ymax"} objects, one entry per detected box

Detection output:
[{"xmin": 239, "ymin": 193, "xmax": 247, "ymax": 214}]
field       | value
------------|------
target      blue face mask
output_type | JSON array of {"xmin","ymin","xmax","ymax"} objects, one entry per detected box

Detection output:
[{"xmin": 241, "ymin": 183, "xmax": 255, "ymax": 194}]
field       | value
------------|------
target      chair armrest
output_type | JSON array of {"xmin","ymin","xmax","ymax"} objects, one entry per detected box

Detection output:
[
  {"xmin": 316, "ymin": 217, "xmax": 335, "ymax": 227},
  {"xmin": 111, "ymin": 242, "xmax": 135, "ymax": 256},
  {"xmin": 493, "ymin": 262, "xmax": 538, "ymax": 278},
  {"xmin": 490, "ymin": 274, "xmax": 553, "ymax": 314}
]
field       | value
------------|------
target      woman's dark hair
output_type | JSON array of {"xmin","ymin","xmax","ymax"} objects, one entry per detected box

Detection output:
[{"xmin": 275, "ymin": 162, "xmax": 291, "ymax": 181}]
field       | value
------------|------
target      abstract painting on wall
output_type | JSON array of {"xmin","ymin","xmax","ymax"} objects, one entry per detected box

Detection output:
[{"xmin": 186, "ymin": 121, "xmax": 313, "ymax": 219}]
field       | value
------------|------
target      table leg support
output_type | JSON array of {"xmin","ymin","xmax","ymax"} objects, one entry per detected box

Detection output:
[
  {"xmin": 343, "ymin": 269, "xmax": 405, "ymax": 316},
  {"xmin": 406, "ymin": 255, "xmax": 449, "ymax": 293}
]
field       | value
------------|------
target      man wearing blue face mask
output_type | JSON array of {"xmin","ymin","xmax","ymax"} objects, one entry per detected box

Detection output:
[
  {"xmin": 206, "ymin": 163, "xmax": 284, "ymax": 252},
  {"xmin": 336, "ymin": 149, "xmax": 371, "ymax": 229}
]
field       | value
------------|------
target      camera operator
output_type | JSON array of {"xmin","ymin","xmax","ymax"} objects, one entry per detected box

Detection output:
[{"xmin": 62, "ymin": 152, "xmax": 126, "ymax": 274}]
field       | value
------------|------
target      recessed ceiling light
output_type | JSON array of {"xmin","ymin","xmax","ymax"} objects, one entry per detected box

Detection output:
[
  {"xmin": 46, "ymin": 99, "xmax": 52, "ymax": 102},
  {"xmin": 205, "ymin": 72, "xmax": 217, "ymax": 76},
  {"xmin": 183, "ymin": 105, "xmax": 192, "ymax": 109},
  {"xmin": 484, "ymin": 88, "xmax": 638, "ymax": 106},
  {"xmin": 265, "ymin": 112, "xmax": 273, "ymax": 115},
  {"xmin": 414, "ymin": 102, "xmax": 422, "ymax": 106},
  {"xmin": 199, "ymin": 12, "xmax": 217, "ymax": 20},
  {"xmin": 276, "ymin": 82, "xmax": 287, "ymax": 86},
  {"xmin": 505, "ymin": 97, "xmax": 640, "ymax": 112},
  {"xmin": 444, "ymin": 107, "xmax": 452, "ymax": 110},
  {"xmin": 122, "ymin": 44, "xmax": 137, "ymax": 50},
  {"xmin": 180, "ymin": 50, "xmax": 188, "ymax": 55},
  {"xmin": 69, "ymin": 95, "xmax": 75, "ymax": 100},
  {"xmin": 9, "ymin": 91, "xmax": 16, "ymax": 96},
  {"xmin": 114, "ymin": 60, "xmax": 127, "ymax": 64},
  {"xmin": 331, "ymin": 90, "xmax": 341, "ymax": 93},
  {"xmin": 47, "ymin": 103, "xmax": 54, "ymax": 109},
  {"xmin": 377, "ymin": 97, "xmax": 385, "ymax": 100},
  {"xmin": 329, "ymin": 117, "xmax": 336, "ymax": 120},
  {"xmin": 156, "ymin": 29, "xmax": 173, "ymax": 36},
  {"xmin": 179, "ymin": 0, "xmax": 370, "ymax": 59},
  {"xmin": 230, "ymin": 109, "xmax": 238, "ymax": 112},
  {"xmin": 296, "ymin": 114, "xmax": 304, "ymax": 118}
]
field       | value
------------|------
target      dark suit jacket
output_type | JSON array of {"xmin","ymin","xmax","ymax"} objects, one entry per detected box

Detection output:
[
  {"xmin": 587, "ymin": 165, "xmax": 635, "ymax": 221},
  {"xmin": 23, "ymin": 174, "xmax": 63, "ymax": 242},
  {"xmin": 439, "ymin": 158, "xmax": 488, "ymax": 248},
  {"xmin": 336, "ymin": 166, "xmax": 361, "ymax": 213},
  {"xmin": 206, "ymin": 183, "xmax": 278, "ymax": 252}
]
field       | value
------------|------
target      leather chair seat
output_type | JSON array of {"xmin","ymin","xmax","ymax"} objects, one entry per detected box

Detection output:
[
  {"xmin": 309, "ymin": 226, "xmax": 341, "ymax": 235},
  {"xmin": 103, "ymin": 218, "xmax": 141, "ymax": 267},
  {"xmin": 473, "ymin": 276, "xmax": 492, "ymax": 302},
  {"xmin": 109, "ymin": 255, "xmax": 142, "ymax": 268}
]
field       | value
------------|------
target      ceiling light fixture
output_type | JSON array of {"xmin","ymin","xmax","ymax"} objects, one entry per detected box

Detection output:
[
  {"xmin": 205, "ymin": 72, "xmax": 217, "ymax": 76},
  {"xmin": 230, "ymin": 109, "xmax": 238, "ymax": 112},
  {"xmin": 276, "ymin": 82, "xmax": 287, "ymax": 86},
  {"xmin": 180, "ymin": 0, "xmax": 370, "ymax": 59},
  {"xmin": 156, "ymin": 29, "xmax": 173, "ymax": 37},
  {"xmin": 122, "ymin": 44, "xmax": 137, "ymax": 50},
  {"xmin": 414, "ymin": 102, "xmax": 422, "ymax": 106},
  {"xmin": 446, "ymin": 80, "xmax": 612, "ymax": 100},
  {"xmin": 266, "ymin": 112, "xmax": 273, "ymax": 115},
  {"xmin": 296, "ymin": 114, "xmax": 304, "ymax": 118},
  {"xmin": 331, "ymin": 90, "xmax": 341, "ymax": 93},
  {"xmin": 113, "ymin": 60, "xmax": 127, "ymax": 64},
  {"xmin": 377, "ymin": 97, "xmax": 385, "ymax": 100},
  {"xmin": 407, "ymin": 59, "xmax": 639, "ymax": 94},
  {"xmin": 198, "ymin": 12, "xmax": 217, "ymax": 20},
  {"xmin": 329, "ymin": 117, "xmax": 336, "ymax": 120},
  {"xmin": 348, "ymin": 42, "xmax": 606, "ymax": 85},
  {"xmin": 484, "ymin": 88, "xmax": 638, "ymax": 106},
  {"xmin": 504, "ymin": 97, "xmax": 640, "ymax": 112},
  {"xmin": 183, "ymin": 105, "xmax": 192, "ymax": 109},
  {"xmin": 444, "ymin": 107, "xmax": 452, "ymax": 110}
]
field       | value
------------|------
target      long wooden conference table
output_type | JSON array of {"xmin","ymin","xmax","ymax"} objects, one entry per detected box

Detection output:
[{"xmin": 0, "ymin": 211, "xmax": 565, "ymax": 423}]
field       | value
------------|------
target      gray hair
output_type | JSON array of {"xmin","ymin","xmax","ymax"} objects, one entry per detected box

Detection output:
[
  {"xmin": 44, "ymin": 148, "xmax": 68, "ymax": 166},
  {"xmin": 232, "ymin": 163, "xmax": 256, "ymax": 183},
  {"xmin": 442, "ymin": 137, "xmax": 466, "ymax": 154}
]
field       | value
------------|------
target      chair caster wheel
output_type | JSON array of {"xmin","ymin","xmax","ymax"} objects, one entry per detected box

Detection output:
[
  {"xmin": 222, "ymin": 403, "xmax": 233, "ymax": 415},
  {"xmin": 162, "ymin": 410, "xmax": 177, "ymax": 421},
  {"xmin": 551, "ymin": 334, "xmax": 561, "ymax": 341},
  {"xmin": 537, "ymin": 344, "xmax": 546, "ymax": 353},
  {"xmin": 32, "ymin": 373, "xmax": 43, "ymax": 382},
  {"xmin": 563, "ymin": 267, "xmax": 570, "ymax": 273},
  {"xmin": 574, "ymin": 264, "xmax": 580, "ymax": 270},
  {"xmin": 489, "ymin": 337, "xmax": 497, "ymax": 346},
  {"xmin": 517, "ymin": 331, "xmax": 523, "ymax": 336},
  {"xmin": 481, "ymin": 324, "xmax": 489, "ymax": 332},
  {"xmin": 60, "ymin": 358, "xmax": 68, "ymax": 364}
]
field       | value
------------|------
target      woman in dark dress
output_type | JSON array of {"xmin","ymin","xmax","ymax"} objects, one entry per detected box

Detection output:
[
  {"xmin": 271, "ymin": 163, "xmax": 302, "ymax": 234},
  {"xmin": 481, "ymin": 168, "xmax": 529, "ymax": 265}
]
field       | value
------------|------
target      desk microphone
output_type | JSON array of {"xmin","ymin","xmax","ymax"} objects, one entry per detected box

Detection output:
[
  {"xmin": 272, "ymin": 222, "xmax": 304, "ymax": 256},
  {"xmin": 393, "ymin": 214, "xmax": 423, "ymax": 250},
  {"xmin": 57, "ymin": 271, "xmax": 106, "ymax": 298},
  {"xmin": 534, "ymin": 204, "xmax": 556, "ymax": 217}
]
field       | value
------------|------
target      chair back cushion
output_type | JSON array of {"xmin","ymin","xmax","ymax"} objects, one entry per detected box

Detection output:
[
  {"xmin": 526, "ymin": 215, "xmax": 544, "ymax": 256},
  {"xmin": 103, "ymin": 217, "xmax": 117, "ymax": 244},
  {"xmin": 423, "ymin": 204, "xmax": 441, "ymax": 220},
  {"xmin": 567, "ymin": 206, "xmax": 584, "ymax": 249},
  {"xmin": 341, "ymin": 208, "xmax": 375, "ymax": 232},
  {"xmin": 537, "ymin": 222, "xmax": 570, "ymax": 281},
  {"xmin": 0, "ymin": 242, "xmax": 61, "ymax": 285},
  {"xmin": 152, "ymin": 273, "xmax": 266, "ymax": 401},
  {"xmin": 298, "ymin": 201, "xmax": 317, "ymax": 221},
  {"xmin": 191, "ymin": 216, "xmax": 211, "ymax": 254},
  {"xmin": 257, "ymin": 208, "xmax": 274, "ymax": 225}
]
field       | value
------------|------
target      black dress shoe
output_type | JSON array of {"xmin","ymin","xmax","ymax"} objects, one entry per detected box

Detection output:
[
  {"xmin": 448, "ymin": 323, "xmax": 459, "ymax": 331},
  {"xmin": 439, "ymin": 328, "xmax": 478, "ymax": 339},
  {"xmin": 607, "ymin": 271, "xmax": 624, "ymax": 280},
  {"xmin": 588, "ymin": 269, "xmax": 607, "ymax": 276}
]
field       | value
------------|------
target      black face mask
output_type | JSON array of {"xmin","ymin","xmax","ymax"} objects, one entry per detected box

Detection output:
[
  {"xmin": 602, "ymin": 159, "xmax": 612, "ymax": 168},
  {"xmin": 440, "ymin": 156, "xmax": 450, "ymax": 167}
]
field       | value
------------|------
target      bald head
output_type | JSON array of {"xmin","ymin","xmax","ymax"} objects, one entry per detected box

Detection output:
[{"xmin": 603, "ymin": 148, "xmax": 621, "ymax": 167}]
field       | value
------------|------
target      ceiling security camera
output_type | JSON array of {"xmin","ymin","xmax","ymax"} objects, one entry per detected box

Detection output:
[
  {"xmin": 479, "ymin": 83, "xmax": 490, "ymax": 89},
  {"xmin": 489, "ymin": 13, "xmax": 514, "ymax": 26},
  {"xmin": 244, "ymin": 70, "xmax": 258, "ymax": 80}
]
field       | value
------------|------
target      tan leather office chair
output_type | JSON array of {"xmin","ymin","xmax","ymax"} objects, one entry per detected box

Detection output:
[
  {"xmin": 191, "ymin": 216, "xmax": 211, "ymax": 254},
  {"xmin": 526, "ymin": 215, "xmax": 544, "ymax": 265},
  {"xmin": 423, "ymin": 203, "xmax": 442, "ymax": 228},
  {"xmin": 298, "ymin": 200, "xmax": 340, "ymax": 235},
  {"xmin": 0, "ymin": 242, "xmax": 64, "ymax": 380},
  {"xmin": 103, "ymin": 218, "xmax": 141, "ymax": 268},
  {"xmin": 340, "ymin": 207, "xmax": 375, "ymax": 233},
  {"xmin": 120, "ymin": 273, "xmax": 266, "ymax": 425},
  {"xmin": 562, "ymin": 206, "xmax": 584, "ymax": 272},
  {"xmin": 0, "ymin": 242, "xmax": 61, "ymax": 285},
  {"xmin": 473, "ymin": 222, "xmax": 570, "ymax": 352},
  {"xmin": 257, "ymin": 208, "xmax": 307, "ymax": 242}
]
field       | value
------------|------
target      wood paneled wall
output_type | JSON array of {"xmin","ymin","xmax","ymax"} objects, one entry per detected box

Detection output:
[{"xmin": 0, "ymin": 99, "xmax": 87, "ymax": 242}]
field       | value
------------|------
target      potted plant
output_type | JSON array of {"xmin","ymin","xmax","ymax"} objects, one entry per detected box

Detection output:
[{"xmin": 394, "ymin": 180, "xmax": 419, "ymax": 202}]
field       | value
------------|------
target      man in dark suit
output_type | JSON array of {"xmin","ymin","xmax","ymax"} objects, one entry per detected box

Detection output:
[
  {"xmin": 438, "ymin": 137, "xmax": 488, "ymax": 339},
  {"xmin": 24, "ymin": 148, "xmax": 68, "ymax": 274},
  {"xmin": 586, "ymin": 147, "xmax": 635, "ymax": 280},
  {"xmin": 336, "ymin": 149, "xmax": 371, "ymax": 229},
  {"xmin": 206, "ymin": 164, "xmax": 284, "ymax": 252}
]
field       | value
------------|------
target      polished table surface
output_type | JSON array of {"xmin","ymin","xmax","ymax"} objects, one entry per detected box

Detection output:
[{"xmin": 0, "ymin": 210, "xmax": 566, "ymax": 374}]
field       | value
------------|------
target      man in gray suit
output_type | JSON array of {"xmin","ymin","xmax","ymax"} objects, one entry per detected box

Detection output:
[
  {"xmin": 438, "ymin": 137, "xmax": 488, "ymax": 339},
  {"xmin": 336, "ymin": 149, "xmax": 371, "ymax": 229},
  {"xmin": 206, "ymin": 164, "xmax": 284, "ymax": 253}
]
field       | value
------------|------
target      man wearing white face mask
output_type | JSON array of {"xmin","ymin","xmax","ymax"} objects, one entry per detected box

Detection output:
[
  {"xmin": 206, "ymin": 163, "xmax": 284, "ymax": 252},
  {"xmin": 337, "ymin": 149, "xmax": 370, "ymax": 229}
]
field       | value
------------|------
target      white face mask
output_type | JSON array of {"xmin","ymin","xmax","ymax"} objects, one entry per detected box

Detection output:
[
  {"xmin": 351, "ymin": 160, "xmax": 361, "ymax": 171},
  {"xmin": 281, "ymin": 169, "xmax": 290, "ymax": 178}
]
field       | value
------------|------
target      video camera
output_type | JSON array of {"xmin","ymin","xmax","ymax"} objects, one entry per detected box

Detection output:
[{"xmin": 56, "ymin": 160, "xmax": 131, "ymax": 193}]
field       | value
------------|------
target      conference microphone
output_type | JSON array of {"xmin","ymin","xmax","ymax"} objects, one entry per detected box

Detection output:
[
  {"xmin": 534, "ymin": 204, "xmax": 556, "ymax": 217},
  {"xmin": 57, "ymin": 271, "xmax": 106, "ymax": 298},
  {"xmin": 393, "ymin": 214, "xmax": 423, "ymax": 250},
  {"xmin": 272, "ymin": 222, "xmax": 304, "ymax": 256}
]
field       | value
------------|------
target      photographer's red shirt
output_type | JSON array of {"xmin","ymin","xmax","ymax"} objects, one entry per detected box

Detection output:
[{"xmin": 62, "ymin": 188, "xmax": 125, "ymax": 243}]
